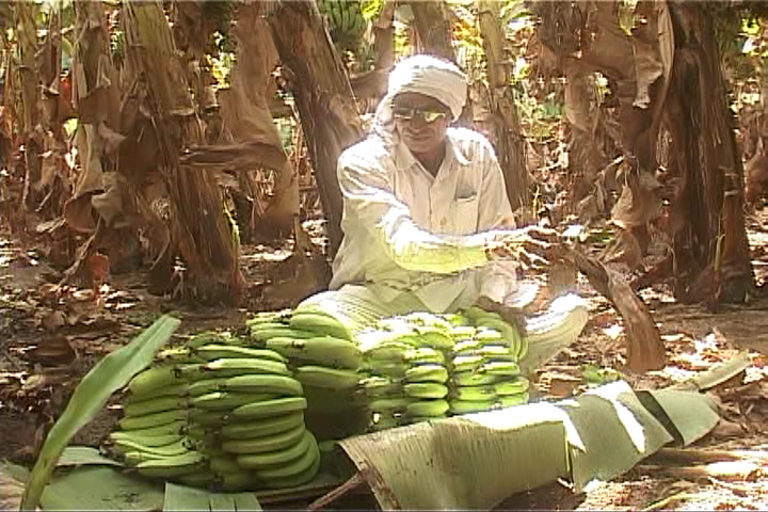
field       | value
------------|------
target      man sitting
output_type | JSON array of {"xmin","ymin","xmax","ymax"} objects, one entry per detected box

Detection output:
[{"xmin": 329, "ymin": 54, "xmax": 554, "ymax": 314}]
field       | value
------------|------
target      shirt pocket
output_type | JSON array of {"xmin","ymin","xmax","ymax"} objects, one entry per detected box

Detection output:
[{"xmin": 451, "ymin": 193, "xmax": 480, "ymax": 235}]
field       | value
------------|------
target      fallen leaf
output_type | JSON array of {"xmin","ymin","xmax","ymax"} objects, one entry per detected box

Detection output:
[{"xmin": 42, "ymin": 310, "xmax": 66, "ymax": 331}]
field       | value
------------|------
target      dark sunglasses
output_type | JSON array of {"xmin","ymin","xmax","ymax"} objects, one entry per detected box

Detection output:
[{"xmin": 392, "ymin": 106, "xmax": 448, "ymax": 123}]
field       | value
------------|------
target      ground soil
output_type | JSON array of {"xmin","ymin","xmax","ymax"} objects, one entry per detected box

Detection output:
[{"xmin": 1, "ymin": 213, "xmax": 767, "ymax": 511}]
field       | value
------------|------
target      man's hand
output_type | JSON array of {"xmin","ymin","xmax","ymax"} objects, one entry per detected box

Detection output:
[{"xmin": 485, "ymin": 225, "xmax": 563, "ymax": 270}]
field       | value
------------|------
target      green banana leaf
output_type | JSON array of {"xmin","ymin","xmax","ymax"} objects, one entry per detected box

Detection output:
[
  {"xmin": 163, "ymin": 483, "xmax": 261, "ymax": 511},
  {"xmin": 40, "ymin": 466, "xmax": 164, "ymax": 511},
  {"xmin": 57, "ymin": 446, "xmax": 122, "ymax": 468},
  {"xmin": 21, "ymin": 315, "xmax": 181, "ymax": 511},
  {"xmin": 338, "ymin": 380, "xmax": 720, "ymax": 510}
]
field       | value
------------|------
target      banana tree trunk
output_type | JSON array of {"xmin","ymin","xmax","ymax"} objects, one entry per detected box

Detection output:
[
  {"xmin": 14, "ymin": 0, "xmax": 42, "ymax": 211},
  {"xmin": 664, "ymin": 3, "xmax": 754, "ymax": 303},
  {"xmin": 123, "ymin": 0, "xmax": 243, "ymax": 305},
  {"xmin": 477, "ymin": 0, "xmax": 529, "ymax": 213},
  {"xmin": 408, "ymin": 0, "xmax": 454, "ymax": 62},
  {"xmin": 267, "ymin": 0, "xmax": 364, "ymax": 257}
]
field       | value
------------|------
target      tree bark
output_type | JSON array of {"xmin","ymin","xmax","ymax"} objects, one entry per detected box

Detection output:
[
  {"xmin": 267, "ymin": 0, "xmax": 365, "ymax": 257},
  {"xmin": 409, "ymin": 1, "xmax": 455, "ymax": 63},
  {"xmin": 124, "ymin": 0, "xmax": 243, "ymax": 305},
  {"xmin": 477, "ymin": 0, "xmax": 529, "ymax": 212},
  {"xmin": 665, "ymin": 3, "xmax": 754, "ymax": 303}
]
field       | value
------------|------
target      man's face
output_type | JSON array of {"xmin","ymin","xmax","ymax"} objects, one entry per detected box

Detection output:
[{"xmin": 392, "ymin": 92, "xmax": 451, "ymax": 155}]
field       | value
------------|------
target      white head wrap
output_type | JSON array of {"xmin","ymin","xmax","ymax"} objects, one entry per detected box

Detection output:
[{"xmin": 372, "ymin": 54, "xmax": 467, "ymax": 145}]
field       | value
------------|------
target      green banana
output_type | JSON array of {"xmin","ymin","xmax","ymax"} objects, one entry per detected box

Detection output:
[
  {"xmin": 406, "ymin": 399, "xmax": 450, "ymax": 417},
  {"xmin": 294, "ymin": 366, "xmax": 360, "ymax": 390},
  {"xmin": 404, "ymin": 382, "xmax": 448, "ymax": 399},
  {"xmin": 220, "ymin": 411, "xmax": 305, "ymax": 440},
  {"xmin": 187, "ymin": 378, "xmax": 228, "ymax": 397},
  {"xmin": 452, "ymin": 372, "xmax": 500, "ymax": 386},
  {"xmin": 259, "ymin": 443, "xmax": 320, "ymax": 489},
  {"xmin": 475, "ymin": 328, "xmax": 504, "ymax": 343},
  {"xmin": 404, "ymin": 364, "xmax": 448, "ymax": 383},
  {"xmin": 449, "ymin": 325, "xmax": 476, "ymax": 340},
  {"xmin": 360, "ymin": 376, "xmax": 402, "ymax": 398},
  {"xmin": 368, "ymin": 397, "xmax": 411, "ymax": 412},
  {"xmin": 238, "ymin": 429, "xmax": 313, "ymax": 469},
  {"xmin": 494, "ymin": 377, "xmax": 530, "ymax": 396},
  {"xmin": 266, "ymin": 336, "xmax": 361, "ymax": 369},
  {"xmin": 449, "ymin": 399, "xmax": 498, "ymax": 415},
  {"xmin": 109, "ymin": 432, "xmax": 183, "ymax": 448},
  {"xmin": 136, "ymin": 450, "xmax": 206, "ymax": 478},
  {"xmin": 451, "ymin": 355, "xmax": 486, "ymax": 373},
  {"xmin": 254, "ymin": 432, "xmax": 319, "ymax": 479},
  {"xmin": 123, "ymin": 395, "xmax": 189, "ymax": 417},
  {"xmin": 185, "ymin": 331, "xmax": 232, "ymax": 349},
  {"xmin": 453, "ymin": 339, "xmax": 483, "ymax": 354},
  {"xmin": 404, "ymin": 348, "xmax": 445, "ymax": 365},
  {"xmin": 224, "ymin": 374, "xmax": 304, "ymax": 397},
  {"xmin": 194, "ymin": 344, "xmax": 288, "ymax": 364},
  {"xmin": 189, "ymin": 358, "xmax": 291, "ymax": 379},
  {"xmin": 480, "ymin": 361, "xmax": 521, "ymax": 377},
  {"xmin": 221, "ymin": 424, "xmax": 305, "ymax": 454},
  {"xmin": 190, "ymin": 391, "xmax": 277, "ymax": 411},
  {"xmin": 119, "ymin": 409, "xmax": 188, "ymax": 431},
  {"xmin": 443, "ymin": 313, "xmax": 470, "ymax": 327},
  {"xmin": 113, "ymin": 437, "xmax": 193, "ymax": 457},
  {"xmin": 113, "ymin": 420, "xmax": 186, "ymax": 438},
  {"xmin": 156, "ymin": 347, "xmax": 203, "ymax": 365},
  {"xmin": 475, "ymin": 318, "xmax": 520, "ymax": 352},
  {"xmin": 362, "ymin": 361, "xmax": 408, "ymax": 378},
  {"xmin": 250, "ymin": 326, "xmax": 316, "ymax": 343},
  {"xmin": 364, "ymin": 341, "xmax": 411, "ymax": 362},
  {"xmin": 499, "ymin": 392, "xmax": 530, "ymax": 408},
  {"xmin": 451, "ymin": 385, "xmax": 497, "ymax": 401},
  {"xmin": 123, "ymin": 450, "xmax": 169, "ymax": 465},
  {"xmin": 478, "ymin": 345, "xmax": 518, "ymax": 361},
  {"xmin": 414, "ymin": 327, "xmax": 454, "ymax": 350},
  {"xmin": 125, "ymin": 383, "xmax": 189, "ymax": 402},
  {"xmin": 127, "ymin": 365, "xmax": 191, "ymax": 396},
  {"xmin": 289, "ymin": 312, "xmax": 353, "ymax": 341},
  {"xmin": 232, "ymin": 396, "xmax": 308, "ymax": 420}
]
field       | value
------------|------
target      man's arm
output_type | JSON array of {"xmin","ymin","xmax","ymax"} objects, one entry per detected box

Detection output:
[{"xmin": 338, "ymin": 145, "xmax": 494, "ymax": 274}]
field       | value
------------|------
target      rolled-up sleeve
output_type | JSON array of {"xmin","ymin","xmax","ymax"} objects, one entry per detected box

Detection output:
[{"xmin": 338, "ymin": 148, "xmax": 493, "ymax": 274}]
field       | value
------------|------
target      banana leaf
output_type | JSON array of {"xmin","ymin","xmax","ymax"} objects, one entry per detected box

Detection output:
[
  {"xmin": 338, "ymin": 380, "xmax": 720, "ymax": 510},
  {"xmin": 163, "ymin": 483, "xmax": 261, "ymax": 511},
  {"xmin": 57, "ymin": 446, "xmax": 122, "ymax": 467},
  {"xmin": 21, "ymin": 315, "xmax": 181, "ymax": 511},
  {"xmin": 40, "ymin": 466, "xmax": 163, "ymax": 511}
]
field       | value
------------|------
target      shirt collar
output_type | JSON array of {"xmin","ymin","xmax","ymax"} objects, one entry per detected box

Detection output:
[{"xmin": 393, "ymin": 131, "xmax": 471, "ymax": 172}]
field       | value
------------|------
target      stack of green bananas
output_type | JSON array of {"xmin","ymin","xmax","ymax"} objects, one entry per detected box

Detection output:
[
  {"xmin": 446, "ymin": 308, "xmax": 531, "ymax": 415},
  {"xmin": 316, "ymin": 0, "xmax": 366, "ymax": 47},
  {"xmin": 357, "ymin": 312, "xmax": 458, "ymax": 429},
  {"xmin": 105, "ymin": 330, "xmax": 320, "ymax": 491}
]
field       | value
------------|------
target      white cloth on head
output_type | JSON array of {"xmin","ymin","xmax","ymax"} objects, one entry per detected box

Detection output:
[{"xmin": 373, "ymin": 55, "xmax": 468, "ymax": 146}]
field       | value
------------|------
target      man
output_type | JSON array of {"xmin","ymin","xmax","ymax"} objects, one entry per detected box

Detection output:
[{"xmin": 329, "ymin": 55, "xmax": 556, "ymax": 314}]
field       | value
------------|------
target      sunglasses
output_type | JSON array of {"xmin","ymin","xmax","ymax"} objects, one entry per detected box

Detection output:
[{"xmin": 392, "ymin": 106, "xmax": 448, "ymax": 123}]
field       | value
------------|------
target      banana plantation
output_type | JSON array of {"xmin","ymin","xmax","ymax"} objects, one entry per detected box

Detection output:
[{"xmin": 0, "ymin": 0, "xmax": 767, "ymax": 510}]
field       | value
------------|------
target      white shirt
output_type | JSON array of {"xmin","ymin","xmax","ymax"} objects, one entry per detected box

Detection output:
[{"xmin": 330, "ymin": 127, "xmax": 518, "ymax": 312}]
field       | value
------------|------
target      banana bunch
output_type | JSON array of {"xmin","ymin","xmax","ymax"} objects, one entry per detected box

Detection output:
[
  {"xmin": 316, "ymin": 0, "xmax": 366, "ymax": 48},
  {"xmin": 105, "ymin": 330, "xmax": 320, "ymax": 491},
  {"xmin": 446, "ymin": 310, "xmax": 531, "ymax": 415}
]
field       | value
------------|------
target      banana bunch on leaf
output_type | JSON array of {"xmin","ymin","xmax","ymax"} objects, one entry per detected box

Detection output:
[{"xmin": 105, "ymin": 330, "xmax": 320, "ymax": 491}]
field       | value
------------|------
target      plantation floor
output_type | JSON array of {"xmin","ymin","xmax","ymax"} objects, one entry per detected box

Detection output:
[{"xmin": 1, "ymin": 215, "xmax": 767, "ymax": 511}]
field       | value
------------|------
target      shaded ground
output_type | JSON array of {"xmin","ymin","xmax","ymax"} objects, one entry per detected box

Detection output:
[{"xmin": 1, "ymin": 213, "xmax": 768, "ymax": 510}]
